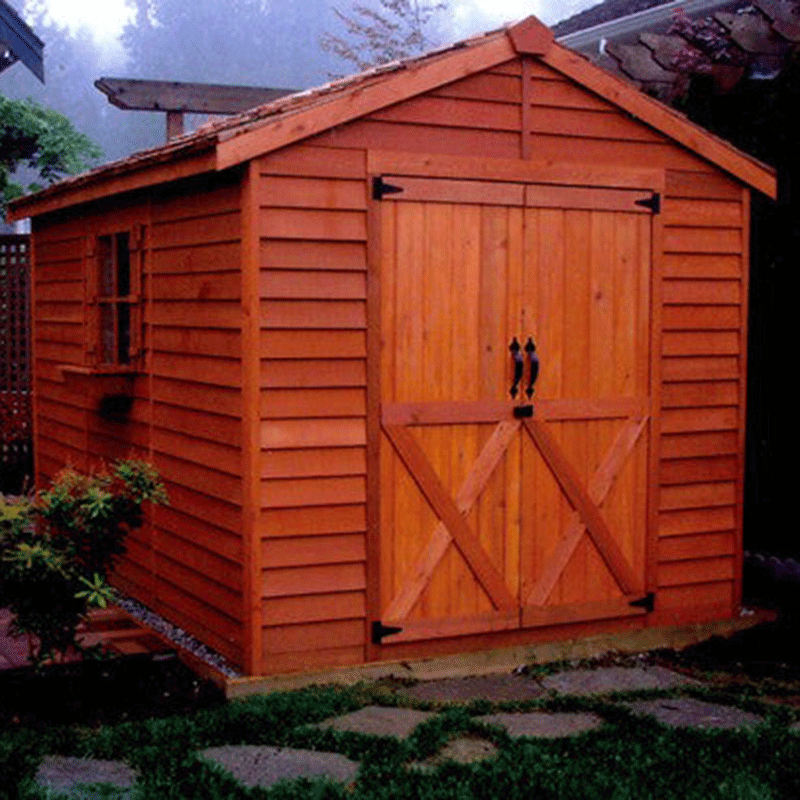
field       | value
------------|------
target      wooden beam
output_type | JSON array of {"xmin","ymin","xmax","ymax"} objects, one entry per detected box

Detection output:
[
  {"xmin": 367, "ymin": 151, "xmax": 664, "ymax": 190},
  {"xmin": 524, "ymin": 416, "xmax": 647, "ymax": 606},
  {"xmin": 95, "ymin": 77, "xmax": 296, "ymax": 114},
  {"xmin": 241, "ymin": 160, "xmax": 263, "ymax": 676},
  {"xmin": 383, "ymin": 424, "xmax": 518, "ymax": 612},
  {"xmin": 523, "ymin": 419, "xmax": 640, "ymax": 595},
  {"xmin": 166, "ymin": 111, "xmax": 184, "ymax": 140},
  {"xmin": 383, "ymin": 421, "xmax": 520, "ymax": 621}
]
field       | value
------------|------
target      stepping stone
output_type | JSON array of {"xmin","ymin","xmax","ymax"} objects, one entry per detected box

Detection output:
[
  {"xmin": 623, "ymin": 698, "xmax": 764, "ymax": 729},
  {"xmin": 398, "ymin": 673, "xmax": 546, "ymax": 703},
  {"xmin": 410, "ymin": 737, "xmax": 499, "ymax": 771},
  {"xmin": 35, "ymin": 756, "xmax": 138, "ymax": 798},
  {"xmin": 478, "ymin": 711, "xmax": 604, "ymax": 738},
  {"xmin": 200, "ymin": 745, "xmax": 358, "ymax": 789},
  {"xmin": 314, "ymin": 705, "xmax": 437, "ymax": 739},
  {"xmin": 541, "ymin": 665, "xmax": 699, "ymax": 695}
]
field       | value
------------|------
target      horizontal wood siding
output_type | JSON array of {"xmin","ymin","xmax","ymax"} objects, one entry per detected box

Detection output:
[
  {"xmin": 251, "ymin": 54, "xmax": 750, "ymax": 670},
  {"xmin": 257, "ymin": 146, "xmax": 369, "ymax": 672},
  {"xmin": 31, "ymin": 203, "xmax": 155, "ymax": 601},
  {"xmin": 146, "ymin": 174, "xmax": 244, "ymax": 667},
  {"xmin": 308, "ymin": 62, "xmax": 524, "ymax": 159},
  {"xmin": 654, "ymin": 171, "xmax": 746, "ymax": 623},
  {"xmin": 524, "ymin": 59, "xmax": 713, "ymax": 172},
  {"xmin": 31, "ymin": 174, "xmax": 246, "ymax": 670}
]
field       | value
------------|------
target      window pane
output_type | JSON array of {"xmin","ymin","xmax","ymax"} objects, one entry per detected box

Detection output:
[
  {"xmin": 117, "ymin": 302, "xmax": 131, "ymax": 364},
  {"xmin": 100, "ymin": 303, "xmax": 115, "ymax": 364},
  {"xmin": 98, "ymin": 235, "xmax": 114, "ymax": 296},
  {"xmin": 116, "ymin": 232, "xmax": 130, "ymax": 296}
]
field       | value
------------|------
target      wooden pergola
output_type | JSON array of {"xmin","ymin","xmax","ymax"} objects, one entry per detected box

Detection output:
[{"xmin": 95, "ymin": 77, "xmax": 296, "ymax": 141}]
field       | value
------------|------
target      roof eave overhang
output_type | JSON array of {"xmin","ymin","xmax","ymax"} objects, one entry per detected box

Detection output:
[
  {"xmin": 540, "ymin": 41, "xmax": 776, "ymax": 198},
  {"xmin": 7, "ymin": 14, "xmax": 776, "ymax": 221},
  {"xmin": 6, "ymin": 138, "xmax": 218, "ymax": 222}
]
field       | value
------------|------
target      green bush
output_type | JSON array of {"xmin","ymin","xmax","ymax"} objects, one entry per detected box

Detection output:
[{"xmin": 0, "ymin": 460, "xmax": 167, "ymax": 667}]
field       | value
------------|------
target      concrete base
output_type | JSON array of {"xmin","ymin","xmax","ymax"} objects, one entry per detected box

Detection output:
[{"xmin": 224, "ymin": 607, "xmax": 775, "ymax": 699}]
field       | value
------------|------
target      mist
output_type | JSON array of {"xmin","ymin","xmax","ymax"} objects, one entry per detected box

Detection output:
[{"xmin": 1, "ymin": 0, "xmax": 597, "ymax": 167}]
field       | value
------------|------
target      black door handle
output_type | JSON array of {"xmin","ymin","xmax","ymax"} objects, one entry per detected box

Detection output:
[
  {"xmin": 509, "ymin": 338, "xmax": 523, "ymax": 398},
  {"xmin": 525, "ymin": 337, "xmax": 539, "ymax": 399}
]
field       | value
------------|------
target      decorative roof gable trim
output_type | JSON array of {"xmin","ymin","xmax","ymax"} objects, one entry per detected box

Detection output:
[
  {"xmin": 540, "ymin": 42, "xmax": 776, "ymax": 197},
  {"xmin": 215, "ymin": 32, "xmax": 516, "ymax": 170}
]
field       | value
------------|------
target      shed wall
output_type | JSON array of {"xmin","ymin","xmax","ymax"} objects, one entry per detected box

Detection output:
[
  {"xmin": 31, "ymin": 173, "xmax": 247, "ymax": 668},
  {"xmin": 256, "ymin": 56, "xmax": 747, "ymax": 673}
]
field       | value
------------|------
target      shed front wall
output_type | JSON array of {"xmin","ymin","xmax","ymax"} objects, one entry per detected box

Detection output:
[
  {"xmin": 256, "ymin": 55, "xmax": 748, "ymax": 674},
  {"xmin": 30, "ymin": 172, "xmax": 247, "ymax": 668}
]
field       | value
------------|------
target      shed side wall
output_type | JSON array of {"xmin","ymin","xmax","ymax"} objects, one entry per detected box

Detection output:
[
  {"xmin": 256, "ymin": 55, "xmax": 747, "ymax": 673},
  {"xmin": 31, "ymin": 173, "xmax": 247, "ymax": 669},
  {"xmin": 146, "ymin": 173, "xmax": 245, "ymax": 666}
]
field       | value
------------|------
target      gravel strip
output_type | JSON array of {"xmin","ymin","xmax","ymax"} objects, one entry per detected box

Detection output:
[{"xmin": 113, "ymin": 593, "xmax": 241, "ymax": 678}]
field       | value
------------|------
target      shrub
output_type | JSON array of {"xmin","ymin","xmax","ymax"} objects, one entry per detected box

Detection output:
[{"xmin": 0, "ymin": 460, "xmax": 166, "ymax": 667}]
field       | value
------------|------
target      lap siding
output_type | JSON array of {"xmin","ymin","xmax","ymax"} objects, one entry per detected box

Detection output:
[
  {"xmin": 655, "ymin": 177, "xmax": 746, "ymax": 620},
  {"xmin": 257, "ymin": 150, "xmax": 369, "ymax": 668}
]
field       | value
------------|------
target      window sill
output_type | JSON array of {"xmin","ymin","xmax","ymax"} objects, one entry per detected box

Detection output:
[{"xmin": 58, "ymin": 364, "xmax": 141, "ymax": 379}]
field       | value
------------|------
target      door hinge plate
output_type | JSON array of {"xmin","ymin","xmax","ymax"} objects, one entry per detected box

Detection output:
[
  {"xmin": 372, "ymin": 176, "xmax": 403, "ymax": 200},
  {"xmin": 371, "ymin": 620, "xmax": 403, "ymax": 644},
  {"xmin": 635, "ymin": 193, "xmax": 660, "ymax": 214},
  {"xmin": 629, "ymin": 592, "xmax": 655, "ymax": 613}
]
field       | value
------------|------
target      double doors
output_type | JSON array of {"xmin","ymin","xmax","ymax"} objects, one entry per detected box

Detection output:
[{"xmin": 377, "ymin": 172, "xmax": 656, "ymax": 645}]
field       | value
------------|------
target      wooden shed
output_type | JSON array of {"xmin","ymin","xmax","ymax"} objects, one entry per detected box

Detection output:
[{"xmin": 8, "ymin": 17, "xmax": 776, "ymax": 677}]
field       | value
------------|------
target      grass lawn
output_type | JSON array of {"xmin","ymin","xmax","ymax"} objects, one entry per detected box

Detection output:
[
  {"xmin": 4, "ymin": 650, "xmax": 800, "ymax": 800},
  {"xmin": 5, "ymin": 620, "xmax": 800, "ymax": 799}
]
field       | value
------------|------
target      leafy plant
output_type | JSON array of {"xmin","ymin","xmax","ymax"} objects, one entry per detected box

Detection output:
[
  {"xmin": 0, "ymin": 93, "xmax": 101, "ymax": 217},
  {"xmin": 0, "ymin": 460, "xmax": 166, "ymax": 667}
]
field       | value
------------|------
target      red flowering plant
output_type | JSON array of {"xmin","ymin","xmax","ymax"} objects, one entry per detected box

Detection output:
[{"xmin": 0, "ymin": 460, "xmax": 166, "ymax": 668}]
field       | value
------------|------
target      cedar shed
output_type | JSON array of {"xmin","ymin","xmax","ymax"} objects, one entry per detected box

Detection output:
[{"xmin": 8, "ymin": 17, "xmax": 776, "ymax": 678}]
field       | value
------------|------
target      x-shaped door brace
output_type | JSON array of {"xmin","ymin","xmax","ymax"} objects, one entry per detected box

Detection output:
[{"xmin": 382, "ymin": 413, "xmax": 649, "ymax": 622}]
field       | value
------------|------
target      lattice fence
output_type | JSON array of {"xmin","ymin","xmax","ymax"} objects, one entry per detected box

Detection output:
[{"xmin": 1, "ymin": 234, "xmax": 32, "ymax": 492}]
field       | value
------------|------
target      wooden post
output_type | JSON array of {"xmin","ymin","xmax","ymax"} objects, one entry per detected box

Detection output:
[{"xmin": 166, "ymin": 111, "xmax": 184, "ymax": 141}]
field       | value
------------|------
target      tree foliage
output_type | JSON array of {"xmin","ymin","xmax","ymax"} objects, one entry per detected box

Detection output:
[
  {"xmin": 0, "ymin": 93, "xmax": 101, "ymax": 215},
  {"xmin": 321, "ymin": 0, "xmax": 447, "ymax": 72}
]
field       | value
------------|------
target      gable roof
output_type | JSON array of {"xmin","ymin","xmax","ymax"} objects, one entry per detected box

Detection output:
[{"xmin": 7, "ymin": 15, "xmax": 775, "ymax": 221}]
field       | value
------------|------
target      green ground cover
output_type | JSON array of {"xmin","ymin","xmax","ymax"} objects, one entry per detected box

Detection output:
[{"xmin": 4, "ymin": 671, "xmax": 800, "ymax": 800}]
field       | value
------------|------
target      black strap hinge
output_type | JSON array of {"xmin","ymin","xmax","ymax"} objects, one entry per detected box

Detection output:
[
  {"xmin": 635, "ymin": 193, "xmax": 660, "ymax": 214},
  {"xmin": 371, "ymin": 620, "xmax": 403, "ymax": 644},
  {"xmin": 629, "ymin": 592, "xmax": 655, "ymax": 613},
  {"xmin": 372, "ymin": 176, "xmax": 403, "ymax": 200}
]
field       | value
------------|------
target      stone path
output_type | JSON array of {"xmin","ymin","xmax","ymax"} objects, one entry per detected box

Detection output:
[
  {"xmin": 540, "ymin": 665, "xmax": 700, "ymax": 695},
  {"xmin": 397, "ymin": 673, "xmax": 546, "ymax": 703},
  {"xmin": 34, "ymin": 664, "xmax": 774, "ymax": 796},
  {"xmin": 313, "ymin": 705, "xmax": 437, "ymax": 738},
  {"xmin": 35, "ymin": 756, "xmax": 138, "ymax": 798},
  {"xmin": 200, "ymin": 746, "xmax": 359, "ymax": 789},
  {"xmin": 479, "ymin": 710, "xmax": 604, "ymax": 738},
  {"xmin": 623, "ymin": 698, "xmax": 764, "ymax": 729}
]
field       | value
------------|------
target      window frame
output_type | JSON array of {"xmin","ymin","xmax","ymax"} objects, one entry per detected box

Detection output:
[{"xmin": 87, "ymin": 226, "xmax": 143, "ymax": 371}]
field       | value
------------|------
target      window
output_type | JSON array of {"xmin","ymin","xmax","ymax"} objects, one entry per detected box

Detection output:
[{"xmin": 93, "ymin": 230, "xmax": 139, "ymax": 368}]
